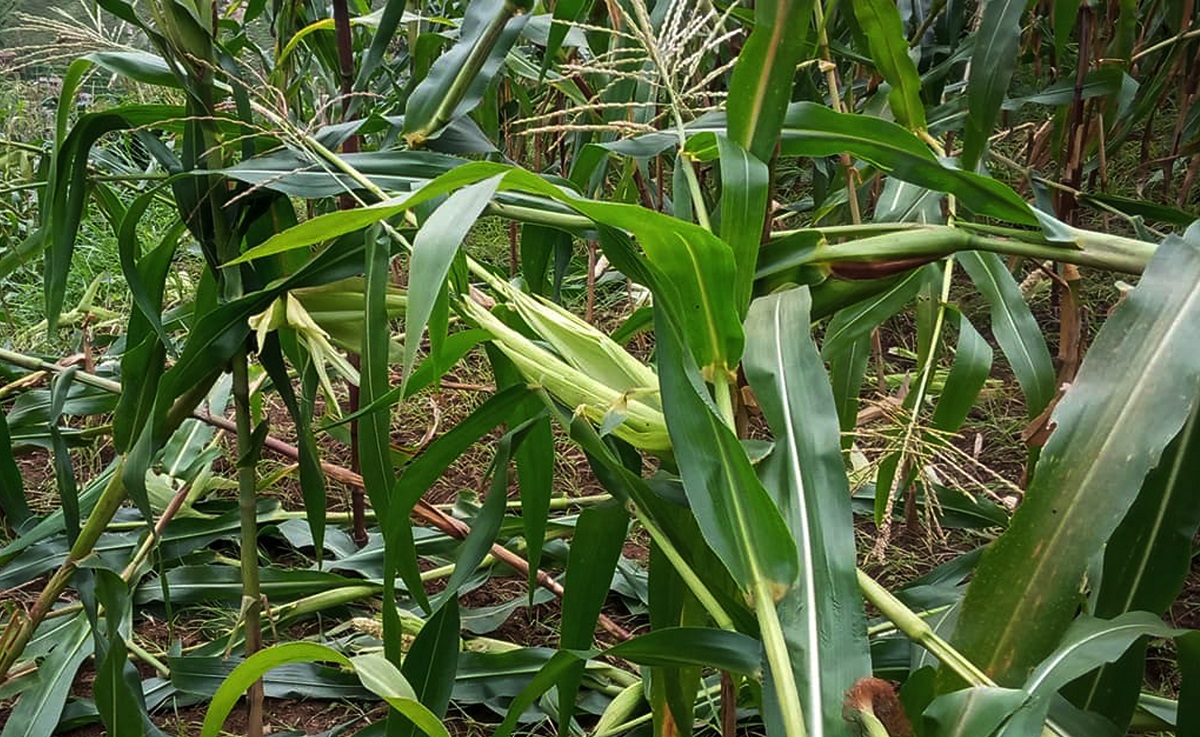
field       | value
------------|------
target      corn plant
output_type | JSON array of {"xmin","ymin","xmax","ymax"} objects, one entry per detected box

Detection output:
[{"xmin": 1, "ymin": 0, "xmax": 1200, "ymax": 736}]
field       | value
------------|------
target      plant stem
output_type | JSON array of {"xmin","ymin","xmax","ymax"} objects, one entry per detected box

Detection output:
[
  {"xmin": 230, "ymin": 349, "xmax": 264, "ymax": 737},
  {"xmin": 713, "ymin": 372, "xmax": 809, "ymax": 737},
  {"xmin": 0, "ymin": 463, "xmax": 127, "ymax": 679}
]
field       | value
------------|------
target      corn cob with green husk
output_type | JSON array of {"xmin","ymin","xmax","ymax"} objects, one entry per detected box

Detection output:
[
  {"xmin": 248, "ymin": 277, "xmax": 407, "ymax": 405},
  {"xmin": 460, "ymin": 280, "xmax": 669, "ymax": 452}
]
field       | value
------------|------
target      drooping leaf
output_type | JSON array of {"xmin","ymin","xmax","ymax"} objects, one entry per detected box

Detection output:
[
  {"xmin": 946, "ymin": 235, "xmax": 1200, "ymax": 688},
  {"xmin": 929, "ymin": 310, "xmax": 994, "ymax": 433},
  {"xmin": 777, "ymin": 103, "xmax": 1035, "ymax": 225},
  {"xmin": 352, "ymin": 654, "xmax": 453, "ymax": 737},
  {"xmin": 853, "ymin": 0, "xmax": 928, "ymax": 130},
  {"xmin": 958, "ymin": 252, "xmax": 1055, "ymax": 418},
  {"xmin": 404, "ymin": 175, "xmax": 506, "ymax": 388},
  {"xmin": 961, "ymin": 0, "xmax": 1025, "ymax": 169},
  {"xmin": 597, "ymin": 226, "xmax": 799, "ymax": 594},
  {"xmin": 716, "ymin": 135, "xmax": 771, "ymax": 315}
]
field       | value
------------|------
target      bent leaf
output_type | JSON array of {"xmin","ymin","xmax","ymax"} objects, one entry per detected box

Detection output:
[{"xmin": 947, "ymin": 235, "xmax": 1200, "ymax": 687}]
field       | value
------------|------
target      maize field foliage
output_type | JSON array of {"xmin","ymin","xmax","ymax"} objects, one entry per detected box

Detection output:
[{"xmin": 0, "ymin": 0, "xmax": 1199, "ymax": 735}]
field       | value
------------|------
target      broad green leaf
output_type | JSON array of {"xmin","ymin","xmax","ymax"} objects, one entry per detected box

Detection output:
[
  {"xmin": 1080, "ymin": 193, "xmax": 1197, "ymax": 227},
  {"xmin": 726, "ymin": 0, "xmax": 814, "ymax": 161},
  {"xmin": 930, "ymin": 310, "xmax": 994, "ymax": 433},
  {"xmin": 493, "ymin": 628, "xmax": 763, "ymax": 737},
  {"xmin": 397, "ymin": 600, "xmax": 461, "ymax": 737},
  {"xmin": 259, "ymin": 336, "xmax": 326, "ymax": 561},
  {"xmin": 354, "ymin": 0, "xmax": 410, "ymax": 96},
  {"xmin": 48, "ymin": 370, "xmax": 81, "ymax": 545},
  {"xmin": 777, "ymin": 103, "xmax": 1035, "ymax": 225},
  {"xmin": 1065, "ymin": 406, "xmax": 1200, "ymax": 728},
  {"xmin": 829, "ymin": 333, "xmax": 872, "ymax": 451},
  {"xmin": 202, "ymin": 645, "xmax": 449, "ymax": 737},
  {"xmin": 404, "ymin": 174, "xmax": 506, "ymax": 387},
  {"xmin": 135, "ymin": 567, "xmax": 366, "ymax": 605},
  {"xmin": 820, "ymin": 266, "xmax": 928, "ymax": 360},
  {"xmin": 947, "ymin": 235, "xmax": 1200, "ymax": 687},
  {"xmin": 556, "ymin": 501, "xmax": 629, "ymax": 734},
  {"xmin": 361, "ymin": 225, "xmax": 397, "ymax": 566},
  {"xmin": 958, "ymin": 252, "xmax": 1055, "ymax": 418},
  {"xmin": 853, "ymin": 0, "xmax": 928, "ymax": 130},
  {"xmin": 236, "ymin": 162, "xmax": 743, "ymax": 370},
  {"xmin": 228, "ymin": 162, "xmax": 513, "ymax": 265},
  {"xmin": 0, "ymin": 614, "xmax": 93, "ymax": 737},
  {"xmin": 404, "ymin": 0, "xmax": 531, "ymax": 144},
  {"xmin": 541, "ymin": 0, "xmax": 589, "ymax": 73},
  {"xmin": 923, "ymin": 687, "xmax": 1026, "ymax": 737},
  {"xmin": 744, "ymin": 288, "xmax": 873, "ymax": 737},
  {"xmin": 598, "ymin": 225, "xmax": 799, "ymax": 592},
  {"xmin": 961, "ymin": 0, "xmax": 1025, "ymax": 169},
  {"xmin": 434, "ymin": 435, "xmax": 514, "ymax": 602},
  {"xmin": 0, "ymin": 411, "xmax": 31, "ymax": 524},
  {"xmin": 515, "ymin": 415, "xmax": 554, "ymax": 595},
  {"xmin": 351, "ymin": 654, "xmax": 452, "ymax": 737},
  {"xmin": 1000, "ymin": 613, "xmax": 1182, "ymax": 737},
  {"xmin": 384, "ymin": 386, "xmax": 532, "ymax": 614},
  {"xmin": 716, "ymin": 135, "xmax": 770, "ymax": 315}
]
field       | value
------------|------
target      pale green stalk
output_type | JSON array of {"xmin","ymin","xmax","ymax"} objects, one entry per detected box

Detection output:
[{"xmin": 713, "ymin": 372, "xmax": 809, "ymax": 737}]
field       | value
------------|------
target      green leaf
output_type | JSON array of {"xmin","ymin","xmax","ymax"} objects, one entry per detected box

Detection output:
[
  {"xmin": 716, "ymin": 135, "xmax": 770, "ymax": 315},
  {"xmin": 0, "ymin": 614, "xmax": 93, "ymax": 737},
  {"xmin": 778, "ymin": 103, "xmax": 1035, "ymax": 225},
  {"xmin": 352, "ymin": 654, "xmax": 451, "ymax": 737},
  {"xmin": 930, "ymin": 310, "xmax": 994, "ymax": 433},
  {"xmin": 404, "ymin": 0, "xmax": 531, "ymax": 144},
  {"xmin": 726, "ymin": 0, "xmax": 814, "ymax": 161},
  {"xmin": 961, "ymin": 0, "xmax": 1025, "ymax": 169},
  {"xmin": 1000, "ymin": 613, "xmax": 1182, "ymax": 737},
  {"xmin": 259, "ymin": 337, "xmax": 326, "ymax": 561},
  {"xmin": 197, "ymin": 645, "xmax": 343, "ymax": 723},
  {"xmin": 829, "ymin": 333, "xmax": 872, "ymax": 451},
  {"xmin": 556, "ymin": 501, "xmax": 629, "ymax": 734},
  {"xmin": 515, "ymin": 415, "xmax": 554, "ymax": 595},
  {"xmin": 820, "ymin": 266, "xmax": 928, "ymax": 360},
  {"xmin": 494, "ymin": 628, "xmax": 763, "ymax": 737},
  {"xmin": 354, "ymin": 0, "xmax": 410, "ymax": 96},
  {"xmin": 923, "ymin": 687, "xmax": 1026, "ymax": 737},
  {"xmin": 853, "ymin": 0, "xmax": 928, "ymax": 130},
  {"xmin": 1064, "ymin": 405, "xmax": 1200, "ymax": 728},
  {"xmin": 396, "ymin": 600, "xmax": 460, "ymax": 737},
  {"xmin": 405, "ymin": 174, "xmax": 507, "ymax": 388},
  {"xmin": 88, "ymin": 567, "xmax": 145, "ymax": 737},
  {"xmin": 435, "ymin": 435, "xmax": 514, "ymax": 602},
  {"xmin": 0, "ymin": 410, "xmax": 31, "ymax": 524},
  {"xmin": 541, "ymin": 0, "xmax": 589, "ymax": 73},
  {"xmin": 384, "ymin": 386, "xmax": 532, "ymax": 613},
  {"xmin": 597, "ymin": 226, "xmax": 798, "ymax": 592},
  {"xmin": 744, "ymin": 287, "xmax": 873, "ymax": 737},
  {"xmin": 48, "ymin": 369, "xmax": 81, "ymax": 545},
  {"xmin": 947, "ymin": 235, "xmax": 1200, "ymax": 687},
  {"xmin": 958, "ymin": 252, "xmax": 1055, "ymax": 418}
]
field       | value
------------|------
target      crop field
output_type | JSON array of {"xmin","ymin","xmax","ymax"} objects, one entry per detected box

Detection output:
[{"xmin": 1, "ymin": 1, "xmax": 1199, "ymax": 736}]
